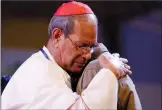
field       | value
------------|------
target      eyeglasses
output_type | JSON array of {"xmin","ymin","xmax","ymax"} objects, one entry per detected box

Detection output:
[{"xmin": 67, "ymin": 36, "xmax": 98, "ymax": 55}]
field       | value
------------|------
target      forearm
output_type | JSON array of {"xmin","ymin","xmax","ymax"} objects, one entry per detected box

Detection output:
[
  {"xmin": 25, "ymin": 69, "xmax": 117, "ymax": 109},
  {"xmin": 80, "ymin": 68, "xmax": 118, "ymax": 109},
  {"xmin": 63, "ymin": 68, "xmax": 119, "ymax": 109}
]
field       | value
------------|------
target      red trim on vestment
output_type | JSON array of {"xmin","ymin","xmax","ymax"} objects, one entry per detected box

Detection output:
[
  {"xmin": 81, "ymin": 96, "xmax": 90, "ymax": 110},
  {"xmin": 66, "ymin": 95, "xmax": 90, "ymax": 110}
]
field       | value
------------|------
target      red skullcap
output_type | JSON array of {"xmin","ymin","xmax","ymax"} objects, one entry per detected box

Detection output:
[{"xmin": 54, "ymin": 1, "xmax": 94, "ymax": 16}]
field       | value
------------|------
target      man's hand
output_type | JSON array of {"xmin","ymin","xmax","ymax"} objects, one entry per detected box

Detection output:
[
  {"xmin": 98, "ymin": 52, "xmax": 132, "ymax": 79},
  {"xmin": 112, "ymin": 53, "xmax": 131, "ymax": 73}
]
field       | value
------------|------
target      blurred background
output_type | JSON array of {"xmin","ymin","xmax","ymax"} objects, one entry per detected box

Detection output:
[{"xmin": 1, "ymin": 1, "xmax": 161, "ymax": 109}]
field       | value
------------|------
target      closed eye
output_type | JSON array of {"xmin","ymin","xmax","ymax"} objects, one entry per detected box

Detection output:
[
  {"xmin": 77, "ymin": 43, "xmax": 90, "ymax": 48},
  {"xmin": 90, "ymin": 42, "xmax": 98, "ymax": 48}
]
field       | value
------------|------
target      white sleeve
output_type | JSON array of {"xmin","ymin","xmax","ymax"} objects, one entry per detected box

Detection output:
[
  {"xmin": 71, "ymin": 68, "xmax": 118, "ymax": 109},
  {"xmin": 25, "ymin": 68, "xmax": 118, "ymax": 109}
]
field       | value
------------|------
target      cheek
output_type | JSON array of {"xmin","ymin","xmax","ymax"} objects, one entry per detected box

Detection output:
[{"xmin": 62, "ymin": 46, "xmax": 80, "ymax": 65}]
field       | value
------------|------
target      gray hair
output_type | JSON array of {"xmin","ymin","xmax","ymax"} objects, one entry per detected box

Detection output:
[{"xmin": 48, "ymin": 14, "xmax": 98, "ymax": 38}]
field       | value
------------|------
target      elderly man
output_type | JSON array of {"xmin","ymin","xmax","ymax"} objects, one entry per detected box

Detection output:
[{"xmin": 2, "ymin": 1, "xmax": 133, "ymax": 109}]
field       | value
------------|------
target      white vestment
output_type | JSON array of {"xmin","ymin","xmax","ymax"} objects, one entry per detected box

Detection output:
[{"xmin": 2, "ymin": 46, "xmax": 118, "ymax": 109}]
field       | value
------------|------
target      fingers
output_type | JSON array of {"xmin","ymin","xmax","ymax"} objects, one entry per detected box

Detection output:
[
  {"xmin": 120, "ymin": 58, "xmax": 128, "ymax": 63},
  {"xmin": 125, "ymin": 68, "xmax": 132, "ymax": 75},
  {"xmin": 112, "ymin": 53, "xmax": 120, "ymax": 58},
  {"xmin": 117, "ymin": 69, "xmax": 126, "ymax": 79},
  {"xmin": 120, "ymin": 58, "xmax": 131, "ymax": 75},
  {"xmin": 120, "ymin": 70, "xmax": 126, "ymax": 78},
  {"xmin": 122, "ymin": 66, "xmax": 132, "ymax": 75},
  {"xmin": 124, "ymin": 63, "xmax": 131, "ymax": 70},
  {"xmin": 112, "ymin": 53, "xmax": 128, "ymax": 64},
  {"xmin": 118, "ymin": 64, "xmax": 132, "ymax": 79}
]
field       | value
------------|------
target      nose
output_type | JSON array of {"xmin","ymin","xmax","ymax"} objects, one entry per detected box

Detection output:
[{"xmin": 82, "ymin": 51, "xmax": 92, "ymax": 61}]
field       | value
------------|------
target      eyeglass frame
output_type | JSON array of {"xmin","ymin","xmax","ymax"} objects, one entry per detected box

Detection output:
[{"xmin": 67, "ymin": 36, "xmax": 98, "ymax": 55}]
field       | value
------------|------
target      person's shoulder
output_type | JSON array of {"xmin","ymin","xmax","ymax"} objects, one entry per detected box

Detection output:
[
  {"xmin": 12, "ymin": 50, "xmax": 63, "ymax": 82},
  {"xmin": 15, "ymin": 51, "xmax": 49, "ymax": 73},
  {"xmin": 118, "ymin": 75, "xmax": 136, "ymax": 91}
]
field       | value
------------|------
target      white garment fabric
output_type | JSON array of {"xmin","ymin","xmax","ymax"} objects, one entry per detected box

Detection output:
[{"xmin": 2, "ymin": 46, "xmax": 118, "ymax": 109}]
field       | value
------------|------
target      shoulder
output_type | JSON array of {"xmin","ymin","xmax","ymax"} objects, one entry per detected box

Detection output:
[
  {"xmin": 13, "ymin": 51, "xmax": 64, "ymax": 81},
  {"xmin": 16, "ymin": 51, "xmax": 49, "ymax": 73},
  {"xmin": 8, "ymin": 51, "xmax": 63, "ymax": 88},
  {"xmin": 9, "ymin": 51, "xmax": 54, "ymax": 84}
]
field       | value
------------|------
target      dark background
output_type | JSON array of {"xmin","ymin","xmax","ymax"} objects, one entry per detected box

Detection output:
[{"xmin": 2, "ymin": 1, "xmax": 161, "ymax": 53}]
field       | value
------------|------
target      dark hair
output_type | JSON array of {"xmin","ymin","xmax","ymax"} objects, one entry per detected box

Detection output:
[{"xmin": 48, "ymin": 14, "xmax": 98, "ymax": 38}]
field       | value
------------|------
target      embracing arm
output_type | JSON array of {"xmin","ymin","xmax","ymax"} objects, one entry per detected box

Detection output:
[{"xmin": 25, "ymin": 68, "xmax": 118, "ymax": 109}]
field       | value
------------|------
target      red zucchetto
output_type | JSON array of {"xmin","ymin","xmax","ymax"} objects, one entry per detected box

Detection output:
[{"xmin": 54, "ymin": 1, "xmax": 94, "ymax": 16}]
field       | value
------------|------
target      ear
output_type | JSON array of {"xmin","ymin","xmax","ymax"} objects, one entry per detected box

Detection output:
[
  {"xmin": 51, "ymin": 28, "xmax": 63, "ymax": 40},
  {"xmin": 51, "ymin": 28, "xmax": 64, "ymax": 47}
]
